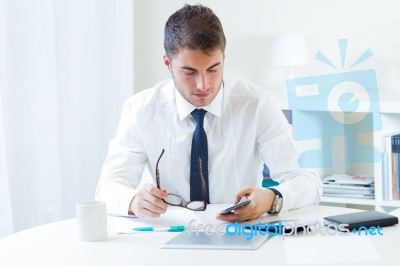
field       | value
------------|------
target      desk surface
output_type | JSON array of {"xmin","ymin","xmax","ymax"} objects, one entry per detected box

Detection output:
[{"xmin": 1, "ymin": 205, "xmax": 399, "ymax": 266}]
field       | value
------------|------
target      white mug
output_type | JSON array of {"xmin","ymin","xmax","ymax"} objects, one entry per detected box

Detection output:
[{"xmin": 76, "ymin": 200, "xmax": 107, "ymax": 242}]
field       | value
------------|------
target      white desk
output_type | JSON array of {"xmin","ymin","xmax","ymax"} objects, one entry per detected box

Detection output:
[{"xmin": 0, "ymin": 205, "xmax": 399, "ymax": 266}]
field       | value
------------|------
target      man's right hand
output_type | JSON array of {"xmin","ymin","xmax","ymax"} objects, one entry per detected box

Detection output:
[{"xmin": 128, "ymin": 184, "xmax": 169, "ymax": 218}]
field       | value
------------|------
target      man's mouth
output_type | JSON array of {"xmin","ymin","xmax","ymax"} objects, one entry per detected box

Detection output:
[{"xmin": 194, "ymin": 92, "xmax": 209, "ymax": 98}]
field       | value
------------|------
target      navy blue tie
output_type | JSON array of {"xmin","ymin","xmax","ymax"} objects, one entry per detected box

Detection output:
[{"xmin": 190, "ymin": 109, "xmax": 210, "ymax": 203}]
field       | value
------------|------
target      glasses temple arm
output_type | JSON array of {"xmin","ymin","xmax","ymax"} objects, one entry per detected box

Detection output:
[
  {"xmin": 156, "ymin": 149, "xmax": 165, "ymax": 189},
  {"xmin": 198, "ymin": 158, "xmax": 208, "ymax": 205}
]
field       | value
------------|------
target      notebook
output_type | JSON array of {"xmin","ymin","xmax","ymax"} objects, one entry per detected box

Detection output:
[
  {"xmin": 161, "ymin": 231, "xmax": 269, "ymax": 250},
  {"xmin": 323, "ymin": 211, "xmax": 398, "ymax": 231}
]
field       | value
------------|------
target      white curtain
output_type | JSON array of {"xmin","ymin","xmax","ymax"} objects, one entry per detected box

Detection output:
[{"xmin": 0, "ymin": 0, "xmax": 133, "ymax": 238}]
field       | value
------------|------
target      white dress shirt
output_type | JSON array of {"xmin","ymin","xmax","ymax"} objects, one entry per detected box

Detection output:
[{"xmin": 95, "ymin": 79, "xmax": 322, "ymax": 215}]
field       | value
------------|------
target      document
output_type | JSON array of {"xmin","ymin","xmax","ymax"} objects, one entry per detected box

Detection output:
[
  {"xmin": 110, "ymin": 204, "xmax": 230, "ymax": 234},
  {"xmin": 161, "ymin": 231, "xmax": 268, "ymax": 250},
  {"xmin": 283, "ymin": 235, "xmax": 380, "ymax": 264}
]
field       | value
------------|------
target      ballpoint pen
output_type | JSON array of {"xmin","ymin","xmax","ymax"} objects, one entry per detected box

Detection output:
[{"xmin": 132, "ymin": 225, "xmax": 185, "ymax": 232}]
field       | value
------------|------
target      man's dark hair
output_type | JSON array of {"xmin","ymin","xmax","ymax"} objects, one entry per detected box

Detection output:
[{"xmin": 164, "ymin": 4, "xmax": 226, "ymax": 59}]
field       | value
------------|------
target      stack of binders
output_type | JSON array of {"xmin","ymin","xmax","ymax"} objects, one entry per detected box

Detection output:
[{"xmin": 322, "ymin": 174, "xmax": 375, "ymax": 199}]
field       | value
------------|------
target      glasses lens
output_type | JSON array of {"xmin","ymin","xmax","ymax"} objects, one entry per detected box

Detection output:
[
  {"xmin": 186, "ymin": 201, "xmax": 205, "ymax": 211},
  {"xmin": 164, "ymin": 194, "xmax": 183, "ymax": 206}
]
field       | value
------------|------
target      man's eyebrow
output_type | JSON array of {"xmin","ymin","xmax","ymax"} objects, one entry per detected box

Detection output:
[
  {"xmin": 180, "ymin": 62, "xmax": 222, "ymax": 71},
  {"xmin": 181, "ymin": 66, "xmax": 196, "ymax": 71},
  {"xmin": 207, "ymin": 62, "xmax": 221, "ymax": 69}
]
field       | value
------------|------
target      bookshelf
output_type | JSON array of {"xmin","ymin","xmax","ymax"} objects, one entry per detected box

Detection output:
[
  {"xmin": 373, "ymin": 105, "xmax": 400, "ymax": 212},
  {"xmin": 275, "ymin": 93, "xmax": 400, "ymax": 212}
]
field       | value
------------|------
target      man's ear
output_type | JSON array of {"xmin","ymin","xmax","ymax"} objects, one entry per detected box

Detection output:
[{"xmin": 163, "ymin": 53, "xmax": 171, "ymax": 70}]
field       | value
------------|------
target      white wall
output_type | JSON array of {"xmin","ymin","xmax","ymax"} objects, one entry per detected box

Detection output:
[{"xmin": 132, "ymin": 0, "xmax": 400, "ymax": 102}]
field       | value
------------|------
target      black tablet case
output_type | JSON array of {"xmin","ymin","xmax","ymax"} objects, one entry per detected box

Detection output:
[{"xmin": 324, "ymin": 211, "xmax": 398, "ymax": 231}]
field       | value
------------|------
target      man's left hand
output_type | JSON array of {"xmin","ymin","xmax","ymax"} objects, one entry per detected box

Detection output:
[{"xmin": 215, "ymin": 186, "xmax": 275, "ymax": 222}]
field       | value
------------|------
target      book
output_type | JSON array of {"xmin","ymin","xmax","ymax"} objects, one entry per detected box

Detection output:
[
  {"xmin": 382, "ymin": 134, "xmax": 393, "ymax": 200},
  {"xmin": 323, "ymin": 193, "xmax": 374, "ymax": 199},
  {"xmin": 323, "ymin": 174, "xmax": 374, "ymax": 186},
  {"xmin": 323, "ymin": 189, "xmax": 374, "ymax": 196},
  {"xmin": 381, "ymin": 133, "xmax": 400, "ymax": 201},
  {"xmin": 393, "ymin": 134, "xmax": 400, "ymax": 200},
  {"xmin": 322, "ymin": 174, "xmax": 375, "ymax": 198},
  {"xmin": 322, "ymin": 184, "xmax": 374, "ymax": 191},
  {"xmin": 392, "ymin": 135, "xmax": 399, "ymax": 200},
  {"xmin": 323, "ymin": 211, "xmax": 398, "ymax": 231}
]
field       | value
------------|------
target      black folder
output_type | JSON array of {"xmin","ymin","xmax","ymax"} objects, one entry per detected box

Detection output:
[{"xmin": 323, "ymin": 211, "xmax": 398, "ymax": 231}]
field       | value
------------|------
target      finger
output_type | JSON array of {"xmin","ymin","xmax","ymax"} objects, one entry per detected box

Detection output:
[
  {"xmin": 141, "ymin": 199, "xmax": 168, "ymax": 215},
  {"xmin": 145, "ymin": 184, "xmax": 168, "ymax": 199},
  {"xmin": 233, "ymin": 204, "xmax": 250, "ymax": 215},
  {"xmin": 215, "ymin": 212, "xmax": 238, "ymax": 222},
  {"xmin": 217, "ymin": 212, "xmax": 253, "ymax": 223},
  {"xmin": 234, "ymin": 186, "xmax": 253, "ymax": 203},
  {"xmin": 136, "ymin": 205, "xmax": 162, "ymax": 218},
  {"xmin": 144, "ymin": 184, "xmax": 169, "ymax": 209},
  {"xmin": 134, "ymin": 194, "xmax": 168, "ymax": 217},
  {"xmin": 142, "ymin": 191, "xmax": 169, "ymax": 211},
  {"xmin": 131, "ymin": 186, "xmax": 168, "ymax": 217},
  {"xmin": 217, "ymin": 202, "xmax": 259, "ymax": 221}
]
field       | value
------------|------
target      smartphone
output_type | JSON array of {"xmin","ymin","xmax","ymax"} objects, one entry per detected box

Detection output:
[{"xmin": 219, "ymin": 198, "xmax": 251, "ymax": 215}]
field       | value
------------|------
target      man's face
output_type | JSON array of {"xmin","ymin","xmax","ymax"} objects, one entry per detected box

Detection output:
[{"xmin": 164, "ymin": 48, "xmax": 224, "ymax": 107}]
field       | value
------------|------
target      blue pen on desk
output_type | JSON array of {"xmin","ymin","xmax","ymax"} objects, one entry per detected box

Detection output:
[{"xmin": 132, "ymin": 225, "xmax": 185, "ymax": 232}]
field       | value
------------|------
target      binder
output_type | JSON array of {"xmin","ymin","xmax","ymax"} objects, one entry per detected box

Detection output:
[{"xmin": 323, "ymin": 211, "xmax": 398, "ymax": 231}]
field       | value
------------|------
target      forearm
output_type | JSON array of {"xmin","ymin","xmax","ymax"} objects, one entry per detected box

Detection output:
[
  {"xmin": 95, "ymin": 145, "xmax": 147, "ymax": 215},
  {"xmin": 95, "ymin": 178, "xmax": 138, "ymax": 215},
  {"xmin": 271, "ymin": 169, "xmax": 322, "ymax": 212}
]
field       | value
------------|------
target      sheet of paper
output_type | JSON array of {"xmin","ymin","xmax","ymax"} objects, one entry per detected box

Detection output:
[
  {"xmin": 283, "ymin": 235, "xmax": 380, "ymax": 265},
  {"xmin": 110, "ymin": 204, "xmax": 230, "ymax": 234},
  {"xmin": 194, "ymin": 203, "xmax": 231, "ymax": 225}
]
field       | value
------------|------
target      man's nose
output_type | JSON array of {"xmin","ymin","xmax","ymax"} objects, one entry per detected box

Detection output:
[{"xmin": 196, "ymin": 74, "xmax": 207, "ymax": 92}]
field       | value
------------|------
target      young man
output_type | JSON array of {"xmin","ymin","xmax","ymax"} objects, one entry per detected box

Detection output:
[{"xmin": 95, "ymin": 4, "xmax": 322, "ymax": 222}]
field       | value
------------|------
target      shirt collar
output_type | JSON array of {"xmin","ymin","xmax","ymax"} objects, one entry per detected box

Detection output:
[{"xmin": 175, "ymin": 83, "xmax": 223, "ymax": 120}]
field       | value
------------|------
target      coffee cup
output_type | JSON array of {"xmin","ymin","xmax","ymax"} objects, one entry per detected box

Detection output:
[{"xmin": 76, "ymin": 200, "xmax": 107, "ymax": 242}]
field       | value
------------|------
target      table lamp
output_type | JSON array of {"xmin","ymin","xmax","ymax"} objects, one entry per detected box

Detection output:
[
  {"xmin": 262, "ymin": 34, "xmax": 309, "ymax": 187},
  {"xmin": 269, "ymin": 33, "xmax": 310, "ymax": 79}
]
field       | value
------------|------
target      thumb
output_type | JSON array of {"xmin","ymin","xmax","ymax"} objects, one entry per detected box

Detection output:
[{"xmin": 233, "ymin": 186, "xmax": 253, "ymax": 204}]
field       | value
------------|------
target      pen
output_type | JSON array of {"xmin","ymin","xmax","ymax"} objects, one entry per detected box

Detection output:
[
  {"xmin": 132, "ymin": 225, "xmax": 185, "ymax": 232},
  {"xmin": 263, "ymin": 219, "xmax": 299, "ymax": 225}
]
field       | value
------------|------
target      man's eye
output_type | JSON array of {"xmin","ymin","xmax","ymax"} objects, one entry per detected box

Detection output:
[
  {"xmin": 208, "ymin": 69, "xmax": 217, "ymax": 73},
  {"xmin": 183, "ymin": 70, "xmax": 196, "ymax": 75}
]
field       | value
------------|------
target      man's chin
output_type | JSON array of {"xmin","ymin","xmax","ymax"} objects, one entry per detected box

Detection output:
[{"xmin": 192, "ymin": 98, "xmax": 212, "ymax": 107}]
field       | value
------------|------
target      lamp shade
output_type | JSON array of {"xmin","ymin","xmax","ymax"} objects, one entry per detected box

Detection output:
[{"xmin": 270, "ymin": 34, "xmax": 309, "ymax": 66}]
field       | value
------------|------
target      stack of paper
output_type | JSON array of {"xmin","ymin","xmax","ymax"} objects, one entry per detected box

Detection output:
[{"xmin": 322, "ymin": 174, "xmax": 375, "ymax": 199}]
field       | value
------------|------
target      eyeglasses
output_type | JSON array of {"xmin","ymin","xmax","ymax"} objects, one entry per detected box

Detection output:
[{"xmin": 156, "ymin": 149, "xmax": 207, "ymax": 211}]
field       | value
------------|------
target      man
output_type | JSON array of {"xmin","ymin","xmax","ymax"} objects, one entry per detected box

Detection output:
[{"xmin": 95, "ymin": 4, "xmax": 322, "ymax": 222}]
